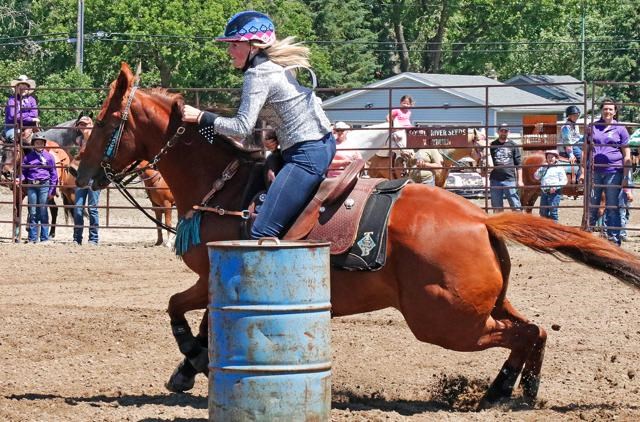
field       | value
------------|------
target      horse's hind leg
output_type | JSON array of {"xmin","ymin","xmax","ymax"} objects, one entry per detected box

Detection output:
[
  {"xmin": 519, "ymin": 326, "xmax": 547, "ymax": 402},
  {"xmin": 475, "ymin": 315, "xmax": 544, "ymax": 409}
]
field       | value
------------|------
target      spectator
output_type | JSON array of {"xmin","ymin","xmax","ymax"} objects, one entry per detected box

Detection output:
[
  {"xmin": 22, "ymin": 134, "xmax": 57, "ymax": 243},
  {"xmin": 489, "ymin": 123, "xmax": 523, "ymax": 212},
  {"xmin": 533, "ymin": 149, "xmax": 567, "ymax": 222},
  {"xmin": 386, "ymin": 95, "xmax": 414, "ymax": 129},
  {"xmin": 407, "ymin": 148, "xmax": 444, "ymax": 186},
  {"xmin": 383, "ymin": 95, "xmax": 414, "ymax": 153},
  {"xmin": 579, "ymin": 98, "xmax": 631, "ymax": 245},
  {"xmin": 73, "ymin": 116, "xmax": 100, "ymax": 245},
  {"xmin": 559, "ymin": 105, "xmax": 583, "ymax": 165},
  {"xmin": 327, "ymin": 121, "xmax": 362, "ymax": 177},
  {"xmin": 4, "ymin": 75, "xmax": 39, "ymax": 143}
]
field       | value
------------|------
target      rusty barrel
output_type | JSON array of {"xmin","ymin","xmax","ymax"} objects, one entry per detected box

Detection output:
[{"xmin": 208, "ymin": 238, "xmax": 331, "ymax": 421}]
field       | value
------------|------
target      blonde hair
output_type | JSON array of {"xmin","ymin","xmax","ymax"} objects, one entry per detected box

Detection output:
[{"xmin": 257, "ymin": 36, "xmax": 310, "ymax": 68}]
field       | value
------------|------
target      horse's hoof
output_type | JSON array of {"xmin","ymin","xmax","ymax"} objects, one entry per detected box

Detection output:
[{"xmin": 165, "ymin": 364, "xmax": 196, "ymax": 393}]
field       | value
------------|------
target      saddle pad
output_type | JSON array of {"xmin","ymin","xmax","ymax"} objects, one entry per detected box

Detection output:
[
  {"xmin": 306, "ymin": 178, "xmax": 383, "ymax": 255},
  {"xmin": 331, "ymin": 178, "xmax": 410, "ymax": 271}
]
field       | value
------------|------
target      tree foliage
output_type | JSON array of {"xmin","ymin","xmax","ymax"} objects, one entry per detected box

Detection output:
[{"xmin": 0, "ymin": 0, "xmax": 638, "ymax": 121}]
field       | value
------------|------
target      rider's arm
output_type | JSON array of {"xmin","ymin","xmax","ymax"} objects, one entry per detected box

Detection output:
[{"xmin": 214, "ymin": 70, "xmax": 269, "ymax": 138}]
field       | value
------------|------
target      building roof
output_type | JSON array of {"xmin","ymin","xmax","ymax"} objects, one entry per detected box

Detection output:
[
  {"xmin": 322, "ymin": 72, "xmax": 565, "ymax": 113},
  {"xmin": 503, "ymin": 75, "xmax": 587, "ymax": 104}
]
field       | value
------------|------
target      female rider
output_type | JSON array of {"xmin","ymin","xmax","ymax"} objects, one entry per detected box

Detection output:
[{"xmin": 182, "ymin": 11, "xmax": 335, "ymax": 239}]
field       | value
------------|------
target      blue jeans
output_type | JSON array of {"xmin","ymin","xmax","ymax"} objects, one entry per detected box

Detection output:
[
  {"xmin": 26, "ymin": 185, "xmax": 50, "ymax": 242},
  {"xmin": 540, "ymin": 190, "xmax": 561, "ymax": 222},
  {"xmin": 617, "ymin": 191, "xmax": 631, "ymax": 240},
  {"xmin": 74, "ymin": 187, "xmax": 100, "ymax": 244},
  {"xmin": 490, "ymin": 179, "xmax": 522, "ymax": 212},
  {"xmin": 251, "ymin": 133, "xmax": 336, "ymax": 239},
  {"xmin": 589, "ymin": 171, "xmax": 623, "ymax": 245}
]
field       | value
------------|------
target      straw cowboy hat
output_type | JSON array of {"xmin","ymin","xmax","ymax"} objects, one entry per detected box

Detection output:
[
  {"xmin": 334, "ymin": 121, "xmax": 350, "ymax": 130},
  {"xmin": 544, "ymin": 149, "xmax": 560, "ymax": 157},
  {"xmin": 10, "ymin": 74, "xmax": 36, "ymax": 89}
]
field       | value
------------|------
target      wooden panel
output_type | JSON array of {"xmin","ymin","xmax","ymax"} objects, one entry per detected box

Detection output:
[{"xmin": 522, "ymin": 114, "xmax": 557, "ymax": 135}]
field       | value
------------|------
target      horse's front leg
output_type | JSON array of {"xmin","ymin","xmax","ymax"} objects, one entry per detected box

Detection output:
[
  {"xmin": 165, "ymin": 274, "xmax": 209, "ymax": 392},
  {"xmin": 48, "ymin": 197, "xmax": 58, "ymax": 238}
]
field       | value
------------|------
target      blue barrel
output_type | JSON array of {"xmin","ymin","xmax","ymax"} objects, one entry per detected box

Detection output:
[{"xmin": 208, "ymin": 238, "xmax": 331, "ymax": 421}]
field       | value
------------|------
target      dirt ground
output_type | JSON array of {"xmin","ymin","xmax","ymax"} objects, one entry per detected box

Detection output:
[{"xmin": 1, "ymin": 188, "xmax": 639, "ymax": 421}]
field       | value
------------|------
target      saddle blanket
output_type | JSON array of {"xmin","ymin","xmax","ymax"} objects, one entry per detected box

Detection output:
[{"xmin": 330, "ymin": 178, "xmax": 411, "ymax": 271}]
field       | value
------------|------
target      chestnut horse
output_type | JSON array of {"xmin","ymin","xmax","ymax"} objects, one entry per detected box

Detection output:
[
  {"xmin": 521, "ymin": 153, "xmax": 583, "ymax": 214},
  {"xmin": 136, "ymin": 161, "xmax": 175, "ymax": 246},
  {"xmin": 77, "ymin": 64, "xmax": 640, "ymax": 409}
]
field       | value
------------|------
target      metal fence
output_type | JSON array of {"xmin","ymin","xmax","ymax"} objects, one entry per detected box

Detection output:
[{"xmin": 1, "ymin": 81, "xmax": 638, "ymax": 244}]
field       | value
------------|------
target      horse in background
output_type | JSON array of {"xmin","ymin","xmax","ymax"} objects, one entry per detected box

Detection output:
[
  {"xmin": 136, "ymin": 161, "xmax": 175, "ymax": 246},
  {"xmin": 76, "ymin": 63, "xmax": 640, "ymax": 409},
  {"xmin": 346, "ymin": 124, "xmax": 488, "ymax": 187}
]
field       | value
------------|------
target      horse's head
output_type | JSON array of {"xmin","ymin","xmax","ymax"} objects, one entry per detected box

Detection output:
[{"xmin": 76, "ymin": 63, "xmax": 178, "ymax": 190}]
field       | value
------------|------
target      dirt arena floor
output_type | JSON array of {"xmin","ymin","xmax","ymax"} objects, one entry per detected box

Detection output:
[{"xmin": 1, "ymin": 188, "xmax": 639, "ymax": 421}]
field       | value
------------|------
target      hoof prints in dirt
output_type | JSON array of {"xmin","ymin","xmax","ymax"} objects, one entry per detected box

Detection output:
[{"xmin": 334, "ymin": 374, "xmax": 543, "ymax": 414}]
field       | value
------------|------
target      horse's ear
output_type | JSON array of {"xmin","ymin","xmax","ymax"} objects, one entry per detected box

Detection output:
[{"xmin": 113, "ymin": 63, "xmax": 134, "ymax": 101}]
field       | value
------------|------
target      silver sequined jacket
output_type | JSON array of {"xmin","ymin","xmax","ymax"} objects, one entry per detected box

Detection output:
[{"xmin": 213, "ymin": 58, "xmax": 332, "ymax": 151}]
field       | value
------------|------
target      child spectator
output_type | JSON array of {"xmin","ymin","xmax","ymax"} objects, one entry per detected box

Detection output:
[{"xmin": 534, "ymin": 149, "xmax": 567, "ymax": 222}]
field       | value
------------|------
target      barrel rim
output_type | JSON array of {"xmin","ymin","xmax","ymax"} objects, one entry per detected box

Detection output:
[{"xmin": 207, "ymin": 240, "xmax": 331, "ymax": 249}]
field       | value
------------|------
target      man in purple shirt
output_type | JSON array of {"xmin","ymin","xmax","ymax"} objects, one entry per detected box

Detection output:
[
  {"xmin": 4, "ymin": 75, "xmax": 39, "ymax": 143},
  {"xmin": 22, "ymin": 134, "xmax": 57, "ymax": 243},
  {"xmin": 579, "ymin": 98, "xmax": 631, "ymax": 245}
]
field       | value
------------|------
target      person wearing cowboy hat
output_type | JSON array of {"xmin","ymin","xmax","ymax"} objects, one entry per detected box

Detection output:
[
  {"xmin": 21, "ymin": 133, "xmax": 57, "ymax": 243},
  {"xmin": 533, "ymin": 149, "xmax": 567, "ymax": 223},
  {"xmin": 4, "ymin": 74, "xmax": 40, "ymax": 143}
]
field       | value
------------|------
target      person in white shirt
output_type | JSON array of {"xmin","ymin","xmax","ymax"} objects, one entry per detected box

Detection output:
[{"xmin": 533, "ymin": 149, "xmax": 568, "ymax": 222}]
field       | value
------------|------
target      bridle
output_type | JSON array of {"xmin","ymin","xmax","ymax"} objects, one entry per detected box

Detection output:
[
  {"xmin": 91, "ymin": 71, "xmax": 185, "ymax": 234},
  {"xmin": 95, "ymin": 75, "xmax": 185, "ymax": 184}
]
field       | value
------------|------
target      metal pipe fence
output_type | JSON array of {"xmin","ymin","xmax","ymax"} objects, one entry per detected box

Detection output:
[{"xmin": 1, "ymin": 81, "xmax": 638, "ymax": 243}]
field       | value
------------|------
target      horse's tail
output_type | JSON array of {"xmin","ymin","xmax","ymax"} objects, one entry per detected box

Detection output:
[{"xmin": 485, "ymin": 212, "xmax": 640, "ymax": 289}]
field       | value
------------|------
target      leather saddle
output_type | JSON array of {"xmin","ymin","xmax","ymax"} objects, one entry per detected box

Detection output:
[{"xmin": 284, "ymin": 158, "xmax": 366, "ymax": 241}]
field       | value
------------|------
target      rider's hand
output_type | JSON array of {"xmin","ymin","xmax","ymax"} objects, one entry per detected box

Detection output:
[
  {"xmin": 182, "ymin": 105, "xmax": 203, "ymax": 123},
  {"xmin": 263, "ymin": 138, "xmax": 278, "ymax": 152},
  {"xmin": 569, "ymin": 154, "xmax": 576, "ymax": 164},
  {"xmin": 578, "ymin": 174, "xmax": 585, "ymax": 184}
]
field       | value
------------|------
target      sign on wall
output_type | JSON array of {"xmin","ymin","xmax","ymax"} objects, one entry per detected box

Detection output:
[{"xmin": 406, "ymin": 127, "xmax": 468, "ymax": 148}]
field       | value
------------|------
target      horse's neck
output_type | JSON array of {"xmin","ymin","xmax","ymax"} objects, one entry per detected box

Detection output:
[{"xmin": 135, "ymin": 94, "xmax": 254, "ymax": 216}]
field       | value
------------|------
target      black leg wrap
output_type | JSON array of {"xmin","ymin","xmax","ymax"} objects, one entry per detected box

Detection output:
[
  {"xmin": 171, "ymin": 322, "xmax": 202, "ymax": 359},
  {"xmin": 178, "ymin": 356, "xmax": 199, "ymax": 378},
  {"xmin": 479, "ymin": 362, "xmax": 520, "ymax": 409},
  {"xmin": 196, "ymin": 334, "xmax": 208, "ymax": 348},
  {"xmin": 187, "ymin": 347, "xmax": 209, "ymax": 375},
  {"xmin": 520, "ymin": 372, "xmax": 540, "ymax": 401}
]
